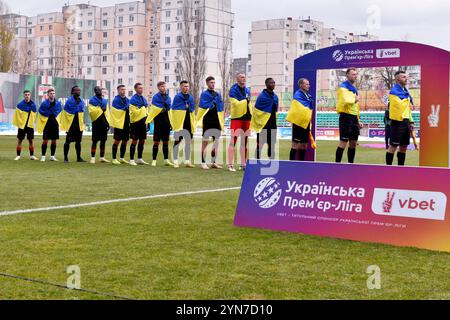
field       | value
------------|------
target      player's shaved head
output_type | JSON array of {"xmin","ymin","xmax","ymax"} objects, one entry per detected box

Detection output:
[{"xmin": 395, "ymin": 70, "xmax": 408, "ymax": 86}]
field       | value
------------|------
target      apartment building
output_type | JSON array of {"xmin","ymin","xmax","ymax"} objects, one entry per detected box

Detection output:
[
  {"xmin": 158, "ymin": 0, "xmax": 233, "ymax": 95},
  {"xmin": 232, "ymin": 57, "xmax": 248, "ymax": 77},
  {"xmin": 248, "ymin": 17, "xmax": 378, "ymax": 107},
  {"xmin": 2, "ymin": 0, "xmax": 234, "ymax": 97}
]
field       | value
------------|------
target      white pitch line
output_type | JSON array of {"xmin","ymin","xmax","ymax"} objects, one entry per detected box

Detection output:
[{"xmin": 0, "ymin": 187, "xmax": 241, "ymax": 217}]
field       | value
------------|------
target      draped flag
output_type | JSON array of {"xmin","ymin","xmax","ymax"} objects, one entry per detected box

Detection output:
[
  {"xmin": 336, "ymin": 81, "xmax": 360, "ymax": 116},
  {"xmin": 229, "ymin": 83, "xmax": 251, "ymax": 119},
  {"xmin": 88, "ymin": 96, "xmax": 110, "ymax": 123},
  {"xmin": 169, "ymin": 92, "xmax": 196, "ymax": 133},
  {"xmin": 129, "ymin": 94, "xmax": 148, "ymax": 124},
  {"xmin": 389, "ymin": 83, "xmax": 414, "ymax": 122},
  {"xmin": 147, "ymin": 92, "xmax": 171, "ymax": 124},
  {"xmin": 12, "ymin": 100, "xmax": 37, "ymax": 129},
  {"xmin": 61, "ymin": 96, "xmax": 85, "ymax": 132},
  {"xmin": 196, "ymin": 90, "xmax": 225, "ymax": 130},
  {"xmin": 250, "ymin": 90, "xmax": 279, "ymax": 133},
  {"xmin": 286, "ymin": 90, "xmax": 314, "ymax": 130},
  {"xmin": 109, "ymin": 95, "xmax": 129, "ymax": 129}
]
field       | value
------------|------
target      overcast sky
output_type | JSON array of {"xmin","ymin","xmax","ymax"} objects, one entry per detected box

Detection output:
[{"xmin": 5, "ymin": 0, "xmax": 450, "ymax": 58}]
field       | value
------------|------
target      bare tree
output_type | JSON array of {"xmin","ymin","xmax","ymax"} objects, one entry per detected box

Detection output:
[
  {"xmin": 14, "ymin": 41, "xmax": 34, "ymax": 74},
  {"xmin": 177, "ymin": 0, "xmax": 206, "ymax": 106},
  {"xmin": 377, "ymin": 67, "xmax": 396, "ymax": 90},
  {"xmin": 354, "ymin": 68, "xmax": 371, "ymax": 90},
  {"xmin": 0, "ymin": 1, "xmax": 16, "ymax": 72},
  {"xmin": 48, "ymin": 32, "xmax": 64, "ymax": 77},
  {"xmin": 218, "ymin": 23, "xmax": 232, "ymax": 112}
]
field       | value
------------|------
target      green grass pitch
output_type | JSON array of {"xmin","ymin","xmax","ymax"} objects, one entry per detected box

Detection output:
[{"xmin": 1, "ymin": 134, "xmax": 447, "ymax": 300}]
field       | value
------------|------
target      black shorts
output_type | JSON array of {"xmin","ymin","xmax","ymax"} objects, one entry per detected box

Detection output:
[
  {"xmin": 339, "ymin": 113, "xmax": 360, "ymax": 142},
  {"xmin": 66, "ymin": 128, "xmax": 83, "ymax": 142},
  {"xmin": 257, "ymin": 127, "xmax": 277, "ymax": 146},
  {"xmin": 43, "ymin": 116, "xmax": 59, "ymax": 141},
  {"xmin": 17, "ymin": 127, "xmax": 34, "ymax": 140},
  {"xmin": 390, "ymin": 119, "xmax": 411, "ymax": 147},
  {"xmin": 92, "ymin": 114, "xmax": 109, "ymax": 142},
  {"xmin": 153, "ymin": 112, "xmax": 171, "ymax": 142},
  {"xmin": 203, "ymin": 119, "xmax": 221, "ymax": 137},
  {"xmin": 130, "ymin": 118, "xmax": 148, "ymax": 141},
  {"xmin": 66, "ymin": 115, "xmax": 83, "ymax": 142},
  {"xmin": 292, "ymin": 124, "xmax": 310, "ymax": 143},
  {"xmin": 153, "ymin": 124, "xmax": 171, "ymax": 142},
  {"xmin": 113, "ymin": 120, "xmax": 130, "ymax": 142}
]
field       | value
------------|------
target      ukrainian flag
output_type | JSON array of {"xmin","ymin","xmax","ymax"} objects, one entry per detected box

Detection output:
[
  {"xmin": 88, "ymin": 96, "xmax": 110, "ymax": 123},
  {"xmin": 109, "ymin": 95, "xmax": 129, "ymax": 129},
  {"xmin": 12, "ymin": 100, "xmax": 37, "ymax": 129},
  {"xmin": 389, "ymin": 83, "xmax": 414, "ymax": 122},
  {"xmin": 286, "ymin": 90, "xmax": 314, "ymax": 129},
  {"xmin": 129, "ymin": 94, "xmax": 148, "ymax": 124},
  {"xmin": 36, "ymin": 99, "xmax": 62, "ymax": 133},
  {"xmin": 147, "ymin": 92, "xmax": 171, "ymax": 124},
  {"xmin": 169, "ymin": 92, "xmax": 196, "ymax": 133},
  {"xmin": 61, "ymin": 96, "xmax": 85, "ymax": 132},
  {"xmin": 336, "ymin": 81, "xmax": 360, "ymax": 116},
  {"xmin": 250, "ymin": 89, "xmax": 279, "ymax": 133},
  {"xmin": 229, "ymin": 83, "xmax": 252, "ymax": 119},
  {"xmin": 196, "ymin": 90, "xmax": 225, "ymax": 130}
]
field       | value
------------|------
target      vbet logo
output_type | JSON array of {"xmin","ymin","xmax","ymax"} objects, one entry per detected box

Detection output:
[
  {"xmin": 253, "ymin": 177, "xmax": 283, "ymax": 209},
  {"xmin": 372, "ymin": 188, "xmax": 447, "ymax": 221},
  {"xmin": 376, "ymin": 48, "xmax": 401, "ymax": 59}
]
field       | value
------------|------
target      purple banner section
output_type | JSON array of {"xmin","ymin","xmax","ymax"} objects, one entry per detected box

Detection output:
[
  {"xmin": 234, "ymin": 161, "xmax": 450, "ymax": 252},
  {"xmin": 369, "ymin": 129, "xmax": 387, "ymax": 138}
]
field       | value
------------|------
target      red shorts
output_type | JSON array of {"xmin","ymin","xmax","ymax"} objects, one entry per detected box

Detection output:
[{"xmin": 230, "ymin": 119, "xmax": 251, "ymax": 137}]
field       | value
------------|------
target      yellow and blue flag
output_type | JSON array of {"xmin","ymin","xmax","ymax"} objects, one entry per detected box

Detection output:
[
  {"xmin": 229, "ymin": 83, "xmax": 251, "ymax": 119},
  {"xmin": 336, "ymin": 81, "xmax": 359, "ymax": 116},
  {"xmin": 36, "ymin": 99, "xmax": 62, "ymax": 133},
  {"xmin": 129, "ymin": 94, "xmax": 148, "ymax": 124},
  {"xmin": 109, "ymin": 95, "xmax": 129, "ymax": 129},
  {"xmin": 286, "ymin": 90, "xmax": 314, "ymax": 129},
  {"xmin": 61, "ymin": 96, "xmax": 85, "ymax": 132},
  {"xmin": 169, "ymin": 92, "xmax": 196, "ymax": 133},
  {"xmin": 250, "ymin": 89, "xmax": 279, "ymax": 133},
  {"xmin": 88, "ymin": 95, "xmax": 110, "ymax": 123},
  {"xmin": 196, "ymin": 90, "xmax": 225, "ymax": 130},
  {"xmin": 389, "ymin": 83, "xmax": 414, "ymax": 122},
  {"xmin": 12, "ymin": 100, "xmax": 37, "ymax": 129},
  {"xmin": 147, "ymin": 92, "xmax": 171, "ymax": 124}
]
